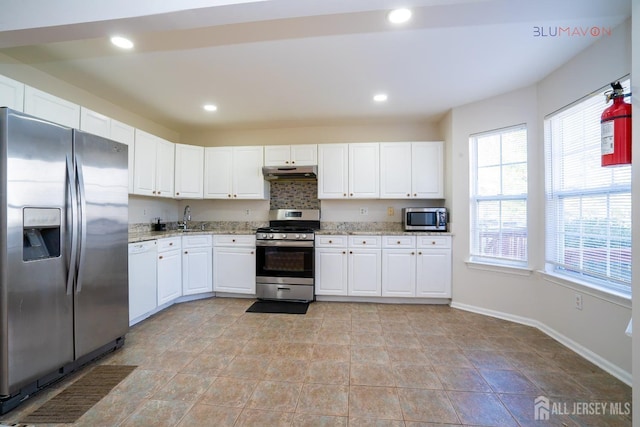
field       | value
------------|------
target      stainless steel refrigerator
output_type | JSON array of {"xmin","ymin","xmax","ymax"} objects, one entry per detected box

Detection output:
[{"xmin": 0, "ymin": 108, "xmax": 129, "ymax": 413}]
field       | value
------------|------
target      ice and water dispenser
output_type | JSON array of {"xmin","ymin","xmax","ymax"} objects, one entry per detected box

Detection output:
[{"xmin": 23, "ymin": 208, "xmax": 61, "ymax": 261}]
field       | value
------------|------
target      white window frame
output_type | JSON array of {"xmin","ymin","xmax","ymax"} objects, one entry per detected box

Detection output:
[
  {"xmin": 469, "ymin": 124, "xmax": 528, "ymax": 267},
  {"xmin": 543, "ymin": 80, "xmax": 632, "ymax": 297}
]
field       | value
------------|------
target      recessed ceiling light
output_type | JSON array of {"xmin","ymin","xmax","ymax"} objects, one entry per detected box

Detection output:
[
  {"xmin": 110, "ymin": 36, "xmax": 134, "ymax": 49},
  {"xmin": 387, "ymin": 8, "xmax": 412, "ymax": 24},
  {"xmin": 203, "ymin": 104, "xmax": 218, "ymax": 112},
  {"xmin": 373, "ymin": 93, "xmax": 388, "ymax": 103}
]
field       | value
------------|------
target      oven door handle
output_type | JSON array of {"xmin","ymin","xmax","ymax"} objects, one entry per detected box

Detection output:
[
  {"xmin": 256, "ymin": 240, "xmax": 314, "ymax": 248},
  {"xmin": 277, "ymin": 287, "xmax": 291, "ymax": 291}
]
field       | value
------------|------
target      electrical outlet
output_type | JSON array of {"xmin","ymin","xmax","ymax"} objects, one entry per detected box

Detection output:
[
  {"xmin": 143, "ymin": 208, "xmax": 147, "ymax": 217},
  {"xmin": 575, "ymin": 293, "xmax": 583, "ymax": 310},
  {"xmin": 244, "ymin": 209, "xmax": 251, "ymax": 216},
  {"xmin": 387, "ymin": 207, "xmax": 395, "ymax": 216},
  {"xmin": 359, "ymin": 207, "xmax": 368, "ymax": 215}
]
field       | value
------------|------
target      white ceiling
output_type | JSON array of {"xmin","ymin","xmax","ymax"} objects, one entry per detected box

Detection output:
[{"xmin": 0, "ymin": 0, "xmax": 631, "ymax": 132}]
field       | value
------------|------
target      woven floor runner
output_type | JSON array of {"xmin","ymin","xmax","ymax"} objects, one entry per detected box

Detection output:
[{"xmin": 22, "ymin": 365, "xmax": 136, "ymax": 424}]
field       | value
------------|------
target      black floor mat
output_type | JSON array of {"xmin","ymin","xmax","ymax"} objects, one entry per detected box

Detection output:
[{"xmin": 246, "ymin": 300, "xmax": 309, "ymax": 314}]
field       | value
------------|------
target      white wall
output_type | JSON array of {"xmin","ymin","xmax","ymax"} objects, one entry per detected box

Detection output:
[
  {"xmin": 181, "ymin": 121, "xmax": 441, "ymax": 147},
  {"xmin": 446, "ymin": 19, "xmax": 633, "ymax": 383},
  {"xmin": 0, "ymin": 52, "xmax": 180, "ymax": 142},
  {"xmin": 630, "ymin": 0, "xmax": 639, "ymax": 419}
]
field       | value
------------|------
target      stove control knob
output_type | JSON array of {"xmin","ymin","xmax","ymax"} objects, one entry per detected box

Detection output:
[
  {"xmin": 261, "ymin": 233, "xmax": 267, "ymax": 239},
  {"xmin": 295, "ymin": 234, "xmax": 300, "ymax": 239},
  {"xmin": 302, "ymin": 234, "xmax": 307, "ymax": 239},
  {"xmin": 269, "ymin": 234, "xmax": 274, "ymax": 239},
  {"xmin": 281, "ymin": 234, "xmax": 287, "ymax": 239}
]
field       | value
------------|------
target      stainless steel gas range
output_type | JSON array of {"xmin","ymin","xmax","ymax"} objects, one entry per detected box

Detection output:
[{"xmin": 255, "ymin": 209, "xmax": 320, "ymax": 303}]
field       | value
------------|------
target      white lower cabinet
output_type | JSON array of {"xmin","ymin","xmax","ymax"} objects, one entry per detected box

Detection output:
[
  {"xmin": 182, "ymin": 235, "xmax": 213, "ymax": 295},
  {"xmin": 382, "ymin": 236, "xmax": 417, "ymax": 297},
  {"xmin": 128, "ymin": 241, "xmax": 157, "ymax": 323},
  {"xmin": 315, "ymin": 236, "xmax": 348, "ymax": 296},
  {"xmin": 416, "ymin": 236, "xmax": 452, "ymax": 298},
  {"xmin": 213, "ymin": 235, "xmax": 256, "ymax": 294},
  {"xmin": 315, "ymin": 235, "xmax": 381, "ymax": 296},
  {"xmin": 317, "ymin": 234, "xmax": 451, "ymax": 299},
  {"xmin": 157, "ymin": 237, "xmax": 182, "ymax": 305},
  {"xmin": 348, "ymin": 236, "xmax": 381, "ymax": 296}
]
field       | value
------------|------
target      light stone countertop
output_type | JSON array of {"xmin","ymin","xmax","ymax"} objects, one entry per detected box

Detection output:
[{"xmin": 128, "ymin": 229, "xmax": 257, "ymax": 243}]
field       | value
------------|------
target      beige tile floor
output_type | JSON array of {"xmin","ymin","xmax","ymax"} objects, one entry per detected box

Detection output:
[{"xmin": 2, "ymin": 297, "xmax": 632, "ymax": 426}]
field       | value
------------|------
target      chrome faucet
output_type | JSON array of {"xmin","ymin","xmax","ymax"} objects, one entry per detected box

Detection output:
[{"xmin": 180, "ymin": 205, "xmax": 191, "ymax": 230}]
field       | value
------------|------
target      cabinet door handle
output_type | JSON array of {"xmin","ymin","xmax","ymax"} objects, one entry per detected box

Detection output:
[
  {"xmin": 250, "ymin": 251, "xmax": 254, "ymax": 254},
  {"xmin": 418, "ymin": 251, "xmax": 422, "ymax": 255},
  {"xmin": 227, "ymin": 194, "xmax": 231, "ymax": 198},
  {"xmin": 291, "ymin": 161, "xmax": 295, "ymax": 164},
  {"xmin": 159, "ymin": 255, "xmax": 163, "ymax": 259},
  {"xmin": 328, "ymin": 240, "xmax": 333, "ymax": 244},
  {"xmin": 349, "ymin": 251, "xmax": 353, "ymax": 254},
  {"xmin": 343, "ymin": 193, "xmax": 347, "ymax": 197},
  {"xmin": 152, "ymin": 191, "xmax": 156, "ymax": 194},
  {"xmin": 432, "ymin": 241, "xmax": 436, "ymax": 245},
  {"xmin": 406, "ymin": 193, "xmax": 410, "ymax": 197},
  {"xmin": 362, "ymin": 241, "xmax": 366, "ymax": 245},
  {"xmin": 232, "ymin": 239, "xmax": 236, "ymax": 242},
  {"xmin": 285, "ymin": 161, "xmax": 289, "ymax": 164},
  {"xmin": 233, "ymin": 194, "xmax": 237, "ymax": 198},
  {"xmin": 342, "ymin": 251, "xmax": 346, "ymax": 254},
  {"xmin": 176, "ymin": 192, "xmax": 180, "ymax": 196},
  {"xmin": 169, "ymin": 242, "xmax": 173, "ymax": 246},
  {"xmin": 184, "ymin": 251, "xmax": 188, "ymax": 254},
  {"xmin": 157, "ymin": 191, "xmax": 161, "ymax": 195},
  {"xmin": 350, "ymin": 193, "xmax": 354, "ymax": 196},
  {"xmin": 411, "ymin": 252, "xmax": 415, "ymax": 255},
  {"xmin": 397, "ymin": 241, "xmax": 401, "ymax": 244},
  {"xmin": 414, "ymin": 193, "xmax": 417, "ymax": 197}
]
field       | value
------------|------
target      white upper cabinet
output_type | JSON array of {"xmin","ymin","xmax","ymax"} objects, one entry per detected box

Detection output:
[
  {"xmin": 110, "ymin": 120, "xmax": 135, "ymax": 194},
  {"xmin": 80, "ymin": 107, "xmax": 110, "ymax": 138},
  {"xmin": 412, "ymin": 141, "xmax": 444, "ymax": 198},
  {"xmin": 133, "ymin": 129, "xmax": 175, "ymax": 198},
  {"xmin": 380, "ymin": 141, "xmax": 444, "ymax": 199},
  {"xmin": 24, "ymin": 86, "xmax": 80, "ymax": 128},
  {"xmin": 204, "ymin": 146, "xmax": 233, "ymax": 198},
  {"xmin": 174, "ymin": 143, "xmax": 204, "ymax": 199},
  {"xmin": 318, "ymin": 143, "xmax": 379, "ymax": 199},
  {"xmin": 0, "ymin": 75, "xmax": 25, "ymax": 111},
  {"xmin": 264, "ymin": 144, "xmax": 317, "ymax": 166},
  {"xmin": 318, "ymin": 143, "xmax": 349, "ymax": 199},
  {"xmin": 380, "ymin": 142, "xmax": 412, "ymax": 198},
  {"xmin": 349, "ymin": 143, "xmax": 379, "ymax": 198},
  {"xmin": 204, "ymin": 146, "xmax": 268, "ymax": 199}
]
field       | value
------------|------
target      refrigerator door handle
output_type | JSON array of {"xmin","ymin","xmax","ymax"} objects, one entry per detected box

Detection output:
[
  {"xmin": 75, "ymin": 159, "xmax": 88, "ymax": 293},
  {"xmin": 66, "ymin": 156, "xmax": 78, "ymax": 295}
]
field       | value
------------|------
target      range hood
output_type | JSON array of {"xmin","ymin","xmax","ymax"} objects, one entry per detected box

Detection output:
[{"xmin": 262, "ymin": 165, "xmax": 317, "ymax": 181}]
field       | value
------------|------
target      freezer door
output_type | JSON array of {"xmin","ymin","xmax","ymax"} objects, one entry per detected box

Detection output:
[
  {"xmin": 0, "ymin": 108, "xmax": 74, "ymax": 396},
  {"xmin": 73, "ymin": 130, "xmax": 129, "ymax": 359}
]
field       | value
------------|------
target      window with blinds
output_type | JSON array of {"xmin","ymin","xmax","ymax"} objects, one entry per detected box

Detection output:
[
  {"xmin": 544, "ymin": 80, "xmax": 631, "ymax": 295},
  {"xmin": 470, "ymin": 125, "xmax": 528, "ymax": 265}
]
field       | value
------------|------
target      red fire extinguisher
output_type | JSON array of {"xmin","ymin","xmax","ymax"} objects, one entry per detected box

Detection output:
[{"xmin": 601, "ymin": 81, "xmax": 632, "ymax": 167}]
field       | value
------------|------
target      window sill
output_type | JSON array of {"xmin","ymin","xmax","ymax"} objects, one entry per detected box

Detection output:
[
  {"xmin": 465, "ymin": 259, "xmax": 533, "ymax": 277},
  {"xmin": 538, "ymin": 271, "xmax": 631, "ymax": 309}
]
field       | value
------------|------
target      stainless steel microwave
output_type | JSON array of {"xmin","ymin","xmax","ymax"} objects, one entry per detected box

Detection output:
[{"xmin": 403, "ymin": 207, "xmax": 448, "ymax": 231}]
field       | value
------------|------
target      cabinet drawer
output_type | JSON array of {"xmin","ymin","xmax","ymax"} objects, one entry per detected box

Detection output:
[
  {"xmin": 417, "ymin": 235, "xmax": 451, "ymax": 249},
  {"xmin": 382, "ymin": 235, "xmax": 416, "ymax": 249},
  {"xmin": 315, "ymin": 235, "xmax": 348, "ymax": 247},
  {"xmin": 182, "ymin": 234, "xmax": 212, "ymax": 248},
  {"xmin": 348, "ymin": 235, "xmax": 381, "ymax": 248},
  {"xmin": 213, "ymin": 234, "xmax": 255, "ymax": 247},
  {"xmin": 157, "ymin": 237, "xmax": 181, "ymax": 252}
]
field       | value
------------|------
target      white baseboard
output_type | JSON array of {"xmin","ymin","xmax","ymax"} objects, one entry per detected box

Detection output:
[
  {"xmin": 316, "ymin": 295, "xmax": 450, "ymax": 305},
  {"xmin": 450, "ymin": 301, "xmax": 632, "ymax": 386}
]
